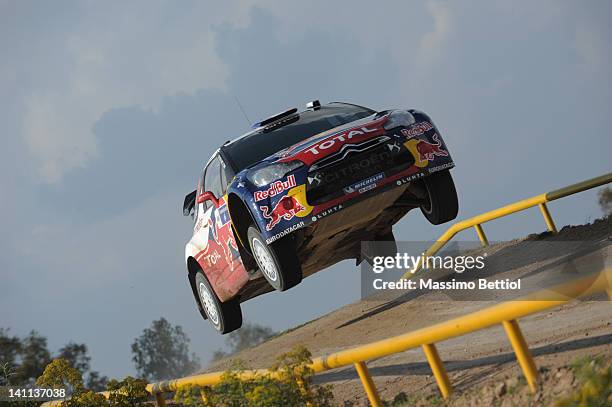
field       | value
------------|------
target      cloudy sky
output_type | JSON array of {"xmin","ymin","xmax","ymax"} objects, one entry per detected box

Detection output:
[{"xmin": 2, "ymin": 0, "xmax": 611, "ymax": 378}]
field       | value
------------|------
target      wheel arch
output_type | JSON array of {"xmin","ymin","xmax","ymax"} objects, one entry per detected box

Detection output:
[
  {"xmin": 227, "ymin": 193, "xmax": 259, "ymax": 272},
  {"xmin": 227, "ymin": 193, "xmax": 258, "ymax": 249}
]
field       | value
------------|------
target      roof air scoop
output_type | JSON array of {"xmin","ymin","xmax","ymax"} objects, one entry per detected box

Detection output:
[{"xmin": 252, "ymin": 108, "xmax": 298, "ymax": 129}]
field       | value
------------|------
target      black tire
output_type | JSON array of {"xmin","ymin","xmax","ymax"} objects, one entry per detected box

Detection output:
[
  {"xmin": 420, "ymin": 170, "xmax": 459, "ymax": 225},
  {"xmin": 248, "ymin": 226, "xmax": 302, "ymax": 291},
  {"xmin": 194, "ymin": 271, "xmax": 242, "ymax": 334}
]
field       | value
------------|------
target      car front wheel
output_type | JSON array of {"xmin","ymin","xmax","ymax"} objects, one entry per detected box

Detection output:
[
  {"xmin": 194, "ymin": 271, "xmax": 242, "ymax": 334},
  {"xmin": 248, "ymin": 226, "xmax": 302, "ymax": 291},
  {"xmin": 420, "ymin": 170, "xmax": 459, "ymax": 225}
]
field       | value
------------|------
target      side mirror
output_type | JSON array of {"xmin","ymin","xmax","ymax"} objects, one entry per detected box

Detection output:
[
  {"xmin": 197, "ymin": 191, "xmax": 219, "ymax": 208},
  {"xmin": 183, "ymin": 190, "xmax": 196, "ymax": 216}
]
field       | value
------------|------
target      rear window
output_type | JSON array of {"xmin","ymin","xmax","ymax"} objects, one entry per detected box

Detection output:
[{"xmin": 224, "ymin": 103, "xmax": 374, "ymax": 171}]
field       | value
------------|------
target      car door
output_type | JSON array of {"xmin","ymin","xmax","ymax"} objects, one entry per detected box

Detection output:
[{"xmin": 194, "ymin": 154, "xmax": 246, "ymax": 298}]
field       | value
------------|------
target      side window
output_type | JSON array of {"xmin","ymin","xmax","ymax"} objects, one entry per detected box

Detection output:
[
  {"xmin": 197, "ymin": 170, "xmax": 207, "ymax": 211},
  {"xmin": 219, "ymin": 155, "xmax": 234, "ymax": 194},
  {"xmin": 204, "ymin": 155, "xmax": 223, "ymax": 208}
]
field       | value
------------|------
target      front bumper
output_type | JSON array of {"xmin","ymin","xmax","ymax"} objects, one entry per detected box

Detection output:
[{"xmin": 245, "ymin": 120, "xmax": 454, "ymax": 244}]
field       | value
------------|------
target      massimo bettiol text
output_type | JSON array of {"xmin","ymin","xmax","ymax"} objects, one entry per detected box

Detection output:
[{"xmin": 369, "ymin": 252, "xmax": 522, "ymax": 291}]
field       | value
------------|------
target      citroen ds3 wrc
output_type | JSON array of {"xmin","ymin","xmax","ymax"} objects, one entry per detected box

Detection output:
[{"xmin": 183, "ymin": 101, "xmax": 458, "ymax": 333}]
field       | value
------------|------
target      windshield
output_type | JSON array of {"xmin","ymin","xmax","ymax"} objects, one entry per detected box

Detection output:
[{"xmin": 223, "ymin": 103, "xmax": 374, "ymax": 171}]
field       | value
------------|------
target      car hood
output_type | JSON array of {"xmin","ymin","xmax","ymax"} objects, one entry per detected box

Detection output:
[{"xmin": 256, "ymin": 113, "xmax": 389, "ymax": 167}]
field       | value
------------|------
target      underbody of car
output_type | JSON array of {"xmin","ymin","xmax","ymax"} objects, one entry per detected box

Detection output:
[{"xmin": 183, "ymin": 101, "xmax": 458, "ymax": 333}]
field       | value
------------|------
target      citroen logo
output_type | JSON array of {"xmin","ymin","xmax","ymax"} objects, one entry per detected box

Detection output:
[
  {"xmin": 387, "ymin": 142, "xmax": 401, "ymax": 153},
  {"xmin": 307, "ymin": 173, "xmax": 322, "ymax": 185}
]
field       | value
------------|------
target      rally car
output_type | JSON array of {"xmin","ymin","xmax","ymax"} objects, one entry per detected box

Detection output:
[{"xmin": 183, "ymin": 101, "xmax": 458, "ymax": 333}]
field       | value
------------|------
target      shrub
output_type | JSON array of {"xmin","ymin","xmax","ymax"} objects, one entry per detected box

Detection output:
[
  {"xmin": 174, "ymin": 346, "xmax": 334, "ymax": 407},
  {"xmin": 36, "ymin": 358, "xmax": 152, "ymax": 406},
  {"xmin": 107, "ymin": 376, "xmax": 152, "ymax": 407}
]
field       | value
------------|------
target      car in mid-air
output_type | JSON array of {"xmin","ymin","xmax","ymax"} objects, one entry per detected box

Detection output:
[{"xmin": 183, "ymin": 101, "xmax": 458, "ymax": 333}]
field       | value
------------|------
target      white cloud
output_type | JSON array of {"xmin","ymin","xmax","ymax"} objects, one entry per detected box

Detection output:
[
  {"xmin": 418, "ymin": 0, "xmax": 453, "ymax": 64},
  {"xmin": 15, "ymin": 2, "xmax": 257, "ymax": 183},
  {"xmin": 23, "ymin": 92, "xmax": 98, "ymax": 182}
]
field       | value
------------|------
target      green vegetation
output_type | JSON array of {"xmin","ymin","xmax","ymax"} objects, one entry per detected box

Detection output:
[
  {"xmin": 37, "ymin": 358, "xmax": 151, "ymax": 407},
  {"xmin": 598, "ymin": 186, "xmax": 612, "ymax": 216},
  {"xmin": 131, "ymin": 317, "xmax": 200, "ymax": 381},
  {"xmin": 0, "ymin": 328, "xmax": 107, "ymax": 390},
  {"xmin": 556, "ymin": 356, "xmax": 611, "ymax": 407},
  {"xmin": 380, "ymin": 391, "xmax": 443, "ymax": 407},
  {"xmin": 174, "ymin": 345, "xmax": 334, "ymax": 407}
]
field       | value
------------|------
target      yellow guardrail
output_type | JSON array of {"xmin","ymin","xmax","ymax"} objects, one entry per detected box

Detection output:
[
  {"xmin": 402, "ymin": 172, "xmax": 612, "ymax": 279},
  {"xmin": 42, "ymin": 173, "xmax": 611, "ymax": 407},
  {"xmin": 145, "ymin": 269, "xmax": 611, "ymax": 407}
]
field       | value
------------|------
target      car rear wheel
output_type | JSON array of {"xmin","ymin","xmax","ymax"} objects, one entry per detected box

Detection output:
[
  {"xmin": 194, "ymin": 271, "xmax": 242, "ymax": 334},
  {"xmin": 420, "ymin": 170, "xmax": 459, "ymax": 225},
  {"xmin": 248, "ymin": 226, "xmax": 302, "ymax": 291}
]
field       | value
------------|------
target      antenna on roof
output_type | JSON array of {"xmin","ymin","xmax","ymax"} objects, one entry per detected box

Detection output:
[{"xmin": 234, "ymin": 95, "xmax": 252, "ymax": 127}]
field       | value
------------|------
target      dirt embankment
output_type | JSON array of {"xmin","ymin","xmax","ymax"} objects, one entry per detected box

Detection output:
[{"xmin": 207, "ymin": 217, "xmax": 611, "ymax": 405}]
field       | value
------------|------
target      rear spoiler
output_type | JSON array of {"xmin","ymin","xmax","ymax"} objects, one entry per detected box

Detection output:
[{"xmin": 183, "ymin": 190, "xmax": 196, "ymax": 216}]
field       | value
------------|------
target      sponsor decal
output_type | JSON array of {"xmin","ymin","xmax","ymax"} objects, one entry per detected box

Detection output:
[
  {"xmin": 307, "ymin": 173, "xmax": 322, "ymax": 186},
  {"xmin": 308, "ymin": 150, "xmax": 392, "ymax": 186},
  {"xmin": 254, "ymin": 175, "xmax": 296, "ymax": 201},
  {"xmin": 343, "ymin": 172, "xmax": 385, "ymax": 194},
  {"xmin": 194, "ymin": 216, "xmax": 204, "ymax": 233},
  {"xmin": 217, "ymin": 203, "xmax": 231, "ymax": 226},
  {"xmin": 416, "ymin": 134, "xmax": 448, "ymax": 161},
  {"xmin": 401, "ymin": 122, "xmax": 434, "ymax": 139},
  {"xmin": 311, "ymin": 204, "xmax": 344, "ymax": 222},
  {"xmin": 428, "ymin": 162, "xmax": 454, "ymax": 174},
  {"xmin": 305, "ymin": 126, "xmax": 378, "ymax": 155},
  {"xmin": 200, "ymin": 205, "xmax": 241, "ymax": 272},
  {"xmin": 310, "ymin": 136, "xmax": 390, "ymax": 171},
  {"xmin": 207, "ymin": 217, "xmax": 218, "ymax": 242},
  {"xmin": 386, "ymin": 141, "xmax": 401, "ymax": 153},
  {"xmin": 266, "ymin": 221, "xmax": 305, "ymax": 244},
  {"xmin": 221, "ymin": 236, "xmax": 240, "ymax": 271},
  {"xmin": 260, "ymin": 195, "xmax": 306, "ymax": 231},
  {"xmin": 359, "ymin": 183, "xmax": 377, "ymax": 193},
  {"xmin": 201, "ymin": 250, "xmax": 222, "ymax": 267},
  {"xmin": 396, "ymin": 172, "xmax": 426, "ymax": 186}
]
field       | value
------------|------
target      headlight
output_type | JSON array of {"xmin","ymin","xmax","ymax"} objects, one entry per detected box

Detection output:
[
  {"xmin": 247, "ymin": 161, "xmax": 303, "ymax": 187},
  {"xmin": 383, "ymin": 110, "xmax": 416, "ymax": 130}
]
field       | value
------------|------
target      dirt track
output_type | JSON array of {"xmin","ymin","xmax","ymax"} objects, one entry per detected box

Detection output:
[{"xmin": 207, "ymin": 218, "xmax": 611, "ymax": 405}]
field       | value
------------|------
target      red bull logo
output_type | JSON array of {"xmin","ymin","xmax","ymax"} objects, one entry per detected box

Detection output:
[
  {"xmin": 260, "ymin": 195, "xmax": 305, "ymax": 231},
  {"xmin": 401, "ymin": 122, "xmax": 433, "ymax": 138},
  {"xmin": 416, "ymin": 134, "xmax": 448, "ymax": 161},
  {"xmin": 254, "ymin": 175, "xmax": 296, "ymax": 201}
]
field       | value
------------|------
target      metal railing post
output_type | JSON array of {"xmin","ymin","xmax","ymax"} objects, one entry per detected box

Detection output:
[
  {"xmin": 474, "ymin": 224, "xmax": 489, "ymax": 246},
  {"xmin": 422, "ymin": 343, "xmax": 452, "ymax": 399},
  {"xmin": 354, "ymin": 361, "xmax": 383, "ymax": 407},
  {"xmin": 502, "ymin": 320, "xmax": 538, "ymax": 392},
  {"xmin": 538, "ymin": 203, "xmax": 557, "ymax": 234}
]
